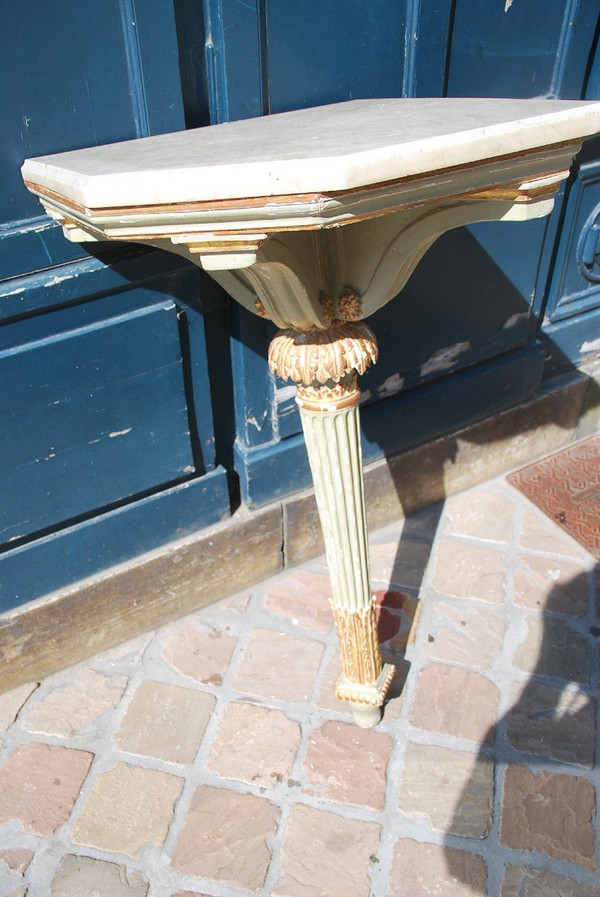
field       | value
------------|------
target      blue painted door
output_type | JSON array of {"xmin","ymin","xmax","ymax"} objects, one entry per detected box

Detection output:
[
  {"xmin": 3, "ymin": 0, "xmax": 600, "ymax": 609},
  {"xmin": 207, "ymin": 0, "xmax": 600, "ymax": 506},
  {"xmin": 0, "ymin": 1, "xmax": 229, "ymax": 609}
]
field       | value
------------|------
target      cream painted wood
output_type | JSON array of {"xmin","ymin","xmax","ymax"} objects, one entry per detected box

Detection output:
[{"xmin": 22, "ymin": 97, "xmax": 600, "ymax": 726}]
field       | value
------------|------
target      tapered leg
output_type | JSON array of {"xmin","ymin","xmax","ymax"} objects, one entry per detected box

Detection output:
[{"xmin": 269, "ymin": 321, "xmax": 395, "ymax": 727}]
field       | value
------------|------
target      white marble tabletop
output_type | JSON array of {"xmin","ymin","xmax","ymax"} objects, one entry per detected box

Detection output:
[{"xmin": 22, "ymin": 98, "xmax": 600, "ymax": 209}]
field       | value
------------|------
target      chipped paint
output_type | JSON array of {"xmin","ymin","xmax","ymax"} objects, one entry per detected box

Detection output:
[
  {"xmin": 246, "ymin": 415, "xmax": 266, "ymax": 431},
  {"xmin": 581, "ymin": 337, "xmax": 600, "ymax": 353},
  {"xmin": 504, "ymin": 0, "xmax": 514, "ymax": 10},
  {"xmin": 378, "ymin": 372, "xmax": 404, "ymax": 397},
  {"xmin": 2, "ymin": 286, "xmax": 26, "ymax": 297},
  {"xmin": 43, "ymin": 273, "xmax": 71, "ymax": 287},
  {"xmin": 421, "ymin": 341, "xmax": 471, "ymax": 377},
  {"xmin": 503, "ymin": 313, "xmax": 528, "ymax": 329},
  {"xmin": 108, "ymin": 428, "xmax": 132, "ymax": 438},
  {"xmin": 276, "ymin": 384, "xmax": 297, "ymax": 403}
]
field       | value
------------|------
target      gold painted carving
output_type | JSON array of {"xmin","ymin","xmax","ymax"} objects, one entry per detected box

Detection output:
[
  {"xmin": 254, "ymin": 299, "xmax": 270, "ymax": 318},
  {"xmin": 268, "ymin": 320, "xmax": 378, "ymax": 387},
  {"xmin": 338, "ymin": 290, "xmax": 363, "ymax": 320},
  {"xmin": 330, "ymin": 600, "xmax": 382, "ymax": 686}
]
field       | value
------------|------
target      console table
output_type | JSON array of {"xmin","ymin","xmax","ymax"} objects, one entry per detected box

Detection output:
[{"xmin": 22, "ymin": 98, "xmax": 600, "ymax": 726}]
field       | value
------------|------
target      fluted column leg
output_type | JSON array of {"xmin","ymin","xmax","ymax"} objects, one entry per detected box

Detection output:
[{"xmin": 268, "ymin": 321, "xmax": 395, "ymax": 727}]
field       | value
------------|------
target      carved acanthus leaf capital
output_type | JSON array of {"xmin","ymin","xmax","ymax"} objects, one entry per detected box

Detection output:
[{"xmin": 268, "ymin": 320, "xmax": 378, "ymax": 386}]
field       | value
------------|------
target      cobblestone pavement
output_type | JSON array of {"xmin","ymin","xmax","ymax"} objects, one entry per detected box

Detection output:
[{"xmin": 0, "ymin": 475, "xmax": 599, "ymax": 897}]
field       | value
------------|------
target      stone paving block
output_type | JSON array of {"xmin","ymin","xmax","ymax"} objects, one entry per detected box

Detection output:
[
  {"xmin": 0, "ymin": 850, "xmax": 33, "ymax": 876},
  {"xmin": 72, "ymin": 764, "xmax": 183, "ymax": 856},
  {"xmin": 500, "ymin": 765, "xmax": 596, "ymax": 870},
  {"xmin": 425, "ymin": 602, "xmax": 505, "ymax": 669},
  {"xmin": 389, "ymin": 839, "xmax": 488, "ymax": 896},
  {"xmin": 511, "ymin": 616, "xmax": 591, "ymax": 683},
  {"xmin": 22, "ymin": 669, "xmax": 127, "ymax": 737},
  {"xmin": 171, "ymin": 785, "xmax": 279, "ymax": 891},
  {"xmin": 170, "ymin": 892, "xmax": 212, "ymax": 897},
  {"xmin": 273, "ymin": 803, "xmax": 380, "ymax": 897},
  {"xmin": 302, "ymin": 720, "xmax": 392, "ymax": 810},
  {"xmin": 506, "ymin": 680, "xmax": 596, "ymax": 767},
  {"xmin": 513, "ymin": 556, "xmax": 590, "ymax": 617},
  {"xmin": 369, "ymin": 539, "xmax": 434, "ymax": 590},
  {"xmin": 115, "ymin": 680, "xmax": 215, "ymax": 764},
  {"xmin": 502, "ymin": 864, "xmax": 600, "ymax": 897},
  {"xmin": 208, "ymin": 701, "xmax": 300, "ymax": 787},
  {"xmin": 0, "ymin": 743, "xmax": 93, "ymax": 835},
  {"xmin": 398, "ymin": 743, "xmax": 495, "ymax": 838},
  {"xmin": 430, "ymin": 540, "xmax": 507, "ymax": 604},
  {"xmin": 0, "ymin": 683, "xmax": 38, "ymax": 731},
  {"xmin": 518, "ymin": 508, "xmax": 588, "ymax": 560},
  {"xmin": 265, "ymin": 569, "xmax": 333, "ymax": 631},
  {"xmin": 161, "ymin": 621, "xmax": 237, "ymax": 686},
  {"xmin": 233, "ymin": 628, "xmax": 324, "ymax": 703},
  {"xmin": 378, "ymin": 590, "xmax": 419, "ymax": 652},
  {"xmin": 51, "ymin": 854, "xmax": 148, "ymax": 897},
  {"xmin": 443, "ymin": 489, "xmax": 515, "ymax": 544},
  {"xmin": 410, "ymin": 663, "xmax": 498, "ymax": 744}
]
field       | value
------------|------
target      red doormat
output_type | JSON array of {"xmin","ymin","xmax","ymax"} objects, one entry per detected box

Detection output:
[{"xmin": 507, "ymin": 434, "xmax": 600, "ymax": 560}]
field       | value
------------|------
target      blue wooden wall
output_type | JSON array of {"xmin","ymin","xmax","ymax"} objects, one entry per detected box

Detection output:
[{"xmin": 1, "ymin": 0, "xmax": 599, "ymax": 608}]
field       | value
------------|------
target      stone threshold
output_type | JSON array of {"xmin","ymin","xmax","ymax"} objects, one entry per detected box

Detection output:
[{"xmin": 0, "ymin": 368, "xmax": 596, "ymax": 693}]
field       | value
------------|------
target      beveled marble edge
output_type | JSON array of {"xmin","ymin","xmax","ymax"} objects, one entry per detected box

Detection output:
[
  {"xmin": 25, "ymin": 140, "xmax": 581, "ymax": 243},
  {"xmin": 21, "ymin": 98, "xmax": 600, "ymax": 209}
]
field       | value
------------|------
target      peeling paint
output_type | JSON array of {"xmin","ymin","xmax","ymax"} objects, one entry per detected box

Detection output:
[
  {"xmin": 276, "ymin": 384, "xmax": 297, "ymax": 403},
  {"xmin": 246, "ymin": 415, "xmax": 267, "ymax": 431},
  {"xmin": 421, "ymin": 341, "xmax": 471, "ymax": 377},
  {"xmin": 44, "ymin": 274, "xmax": 71, "ymax": 287},
  {"xmin": 581, "ymin": 337, "xmax": 600, "ymax": 353},
  {"xmin": 108, "ymin": 428, "xmax": 132, "ymax": 438},
  {"xmin": 503, "ymin": 313, "xmax": 528, "ymax": 329},
  {"xmin": 378, "ymin": 372, "xmax": 404, "ymax": 397}
]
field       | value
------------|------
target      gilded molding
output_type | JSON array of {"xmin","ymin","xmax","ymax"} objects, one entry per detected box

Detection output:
[
  {"xmin": 330, "ymin": 600, "xmax": 382, "ymax": 685},
  {"xmin": 267, "ymin": 320, "xmax": 378, "ymax": 386}
]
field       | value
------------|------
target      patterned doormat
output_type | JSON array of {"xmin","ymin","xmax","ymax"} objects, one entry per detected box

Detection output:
[{"xmin": 507, "ymin": 434, "xmax": 600, "ymax": 560}]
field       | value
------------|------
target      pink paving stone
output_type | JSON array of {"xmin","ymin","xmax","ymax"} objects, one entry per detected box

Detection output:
[
  {"xmin": 0, "ymin": 683, "xmax": 38, "ymax": 731},
  {"xmin": 518, "ymin": 508, "xmax": 588, "ymax": 560},
  {"xmin": 51, "ymin": 854, "xmax": 148, "ymax": 897},
  {"xmin": 208, "ymin": 701, "xmax": 300, "ymax": 787},
  {"xmin": 502, "ymin": 864, "xmax": 600, "ymax": 897},
  {"xmin": 115, "ymin": 680, "xmax": 215, "ymax": 764},
  {"xmin": 273, "ymin": 803, "xmax": 380, "ymax": 897},
  {"xmin": 426, "ymin": 602, "xmax": 505, "ymax": 669},
  {"xmin": 302, "ymin": 720, "xmax": 392, "ymax": 810},
  {"xmin": 265, "ymin": 569, "xmax": 333, "ymax": 632},
  {"xmin": 170, "ymin": 893, "xmax": 212, "ymax": 897},
  {"xmin": 500, "ymin": 765, "xmax": 596, "ymax": 870},
  {"xmin": 72, "ymin": 763, "xmax": 183, "ymax": 856},
  {"xmin": 410, "ymin": 663, "xmax": 498, "ymax": 744},
  {"xmin": 0, "ymin": 743, "xmax": 93, "ymax": 834},
  {"xmin": 430, "ymin": 540, "xmax": 507, "ymax": 604},
  {"xmin": 161, "ymin": 621, "xmax": 237, "ymax": 686},
  {"xmin": 171, "ymin": 785, "xmax": 279, "ymax": 891},
  {"xmin": 0, "ymin": 849, "xmax": 33, "ymax": 876},
  {"xmin": 369, "ymin": 539, "xmax": 434, "ymax": 590},
  {"xmin": 443, "ymin": 489, "xmax": 515, "ymax": 543},
  {"xmin": 389, "ymin": 839, "xmax": 488, "ymax": 897},
  {"xmin": 233, "ymin": 628, "xmax": 324, "ymax": 702},
  {"xmin": 513, "ymin": 555, "xmax": 590, "ymax": 617},
  {"xmin": 398, "ymin": 743, "xmax": 495, "ymax": 838},
  {"xmin": 22, "ymin": 668, "xmax": 127, "ymax": 737}
]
